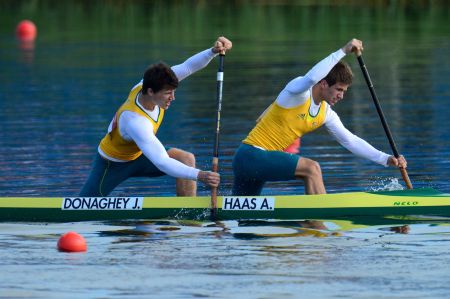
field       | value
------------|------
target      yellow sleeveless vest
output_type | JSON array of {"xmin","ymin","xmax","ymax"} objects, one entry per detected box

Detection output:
[
  {"xmin": 99, "ymin": 83, "xmax": 165, "ymax": 161},
  {"xmin": 243, "ymin": 97, "xmax": 327, "ymax": 151}
]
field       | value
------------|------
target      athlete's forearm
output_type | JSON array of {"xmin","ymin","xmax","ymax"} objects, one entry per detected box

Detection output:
[
  {"xmin": 145, "ymin": 146, "xmax": 200, "ymax": 180},
  {"xmin": 171, "ymin": 48, "xmax": 217, "ymax": 81},
  {"xmin": 122, "ymin": 113, "xmax": 200, "ymax": 179},
  {"xmin": 325, "ymin": 111, "xmax": 390, "ymax": 166}
]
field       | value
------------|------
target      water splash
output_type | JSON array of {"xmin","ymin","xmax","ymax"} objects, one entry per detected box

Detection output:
[{"xmin": 367, "ymin": 177, "xmax": 405, "ymax": 192}]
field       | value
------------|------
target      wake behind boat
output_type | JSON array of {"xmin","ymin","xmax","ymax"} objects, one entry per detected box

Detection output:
[{"xmin": 0, "ymin": 188, "xmax": 449, "ymax": 223}]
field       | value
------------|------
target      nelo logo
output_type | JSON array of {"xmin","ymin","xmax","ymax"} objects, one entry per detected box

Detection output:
[{"xmin": 393, "ymin": 201, "xmax": 418, "ymax": 206}]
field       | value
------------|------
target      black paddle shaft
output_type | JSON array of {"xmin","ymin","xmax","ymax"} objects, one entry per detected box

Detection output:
[
  {"xmin": 211, "ymin": 54, "xmax": 225, "ymax": 220},
  {"xmin": 357, "ymin": 54, "xmax": 413, "ymax": 189},
  {"xmin": 213, "ymin": 54, "xmax": 225, "ymax": 160},
  {"xmin": 357, "ymin": 55, "xmax": 400, "ymax": 158}
]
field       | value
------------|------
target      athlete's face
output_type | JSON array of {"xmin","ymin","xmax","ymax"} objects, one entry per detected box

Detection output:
[
  {"xmin": 323, "ymin": 82, "xmax": 349, "ymax": 106},
  {"xmin": 152, "ymin": 87, "xmax": 176, "ymax": 109}
]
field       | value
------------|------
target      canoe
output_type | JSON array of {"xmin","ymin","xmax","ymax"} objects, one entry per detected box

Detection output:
[{"xmin": 1, "ymin": 188, "xmax": 449, "ymax": 223}]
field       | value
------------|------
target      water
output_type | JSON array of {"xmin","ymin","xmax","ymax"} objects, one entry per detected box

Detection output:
[
  {"xmin": 1, "ymin": 220, "xmax": 450, "ymax": 298},
  {"xmin": 0, "ymin": 1, "xmax": 449, "ymax": 298}
]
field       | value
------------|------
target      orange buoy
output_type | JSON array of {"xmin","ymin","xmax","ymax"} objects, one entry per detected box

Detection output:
[
  {"xmin": 57, "ymin": 231, "xmax": 87, "ymax": 252},
  {"xmin": 16, "ymin": 20, "xmax": 37, "ymax": 42}
]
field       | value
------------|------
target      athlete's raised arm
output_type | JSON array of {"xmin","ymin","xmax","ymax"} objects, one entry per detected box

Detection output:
[
  {"xmin": 276, "ymin": 48, "xmax": 346, "ymax": 108},
  {"xmin": 171, "ymin": 36, "xmax": 232, "ymax": 81}
]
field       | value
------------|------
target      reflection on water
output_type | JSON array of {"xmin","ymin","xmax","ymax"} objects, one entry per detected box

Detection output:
[{"xmin": 1, "ymin": 220, "xmax": 450, "ymax": 298}]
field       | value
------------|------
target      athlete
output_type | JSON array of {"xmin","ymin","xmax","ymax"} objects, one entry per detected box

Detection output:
[
  {"xmin": 80, "ymin": 36, "xmax": 232, "ymax": 197},
  {"xmin": 232, "ymin": 38, "xmax": 407, "ymax": 196}
]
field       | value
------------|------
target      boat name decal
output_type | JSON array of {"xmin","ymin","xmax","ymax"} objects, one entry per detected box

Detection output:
[
  {"xmin": 393, "ymin": 201, "xmax": 418, "ymax": 206},
  {"xmin": 222, "ymin": 197, "xmax": 275, "ymax": 211},
  {"xmin": 62, "ymin": 197, "xmax": 143, "ymax": 210}
]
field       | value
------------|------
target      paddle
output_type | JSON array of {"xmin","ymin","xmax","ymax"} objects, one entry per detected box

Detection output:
[
  {"xmin": 355, "ymin": 50, "xmax": 413, "ymax": 189},
  {"xmin": 211, "ymin": 53, "xmax": 225, "ymax": 220}
]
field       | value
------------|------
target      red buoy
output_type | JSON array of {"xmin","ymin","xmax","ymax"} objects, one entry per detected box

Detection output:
[
  {"xmin": 16, "ymin": 20, "xmax": 37, "ymax": 42},
  {"xmin": 57, "ymin": 231, "xmax": 87, "ymax": 252}
]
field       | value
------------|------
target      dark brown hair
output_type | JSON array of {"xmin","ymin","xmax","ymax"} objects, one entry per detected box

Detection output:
[
  {"xmin": 142, "ymin": 62, "xmax": 179, "ymax": 94},
  {"xmin": 323, "ymin": 61, "xmax": 353, "ymax": 86}
]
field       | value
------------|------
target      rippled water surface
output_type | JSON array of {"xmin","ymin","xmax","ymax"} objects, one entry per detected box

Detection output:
[
  {"xmin": 2, "ymin": 220, "xmax": 450, "ymax": 298},
  {"xmin": 0, "ymin": 1, "xmax": 449, "ymax": 298}
]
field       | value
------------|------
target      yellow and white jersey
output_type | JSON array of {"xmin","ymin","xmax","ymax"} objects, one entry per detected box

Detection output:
[
  {"xmin": 93, "ymin": 47, "xmax": 219, "ymax": 181},
  {"xmin": 243, "ymin": 97, "xmax": 327, "ymax": 151},
  {"xmin": 243, "ymin": 47, "xmax": 390, "ymax": 166},
  {"xmin": 99, "ymin": 83, "xmax": 165, "ymax": 161}
]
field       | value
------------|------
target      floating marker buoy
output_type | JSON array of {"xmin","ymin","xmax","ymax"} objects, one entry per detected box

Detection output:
[
  {"xmin": 57, "ymin": 231, "xmax": 87, "ymax": 252},
  {"xmin": 16, "ymin": 20, "xmax": 37, "ymax": 42}
]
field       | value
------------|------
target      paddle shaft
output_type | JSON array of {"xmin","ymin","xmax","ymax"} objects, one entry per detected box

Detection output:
[
  {"xmin": 356, "ymin": 54, "xmax": 413, "ymax": 189},
  {"xmin": 211, "ymin": 54, "xmax": 225, "ymax": 219}
]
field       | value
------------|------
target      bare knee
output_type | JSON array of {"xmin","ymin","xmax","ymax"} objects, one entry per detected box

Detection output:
[
  {"xmin": 295, "ymin": 158, "xmax": 322, "ymax": 179},
  {"xmin": 295, "ymin": 157, "xmax": 326, "ymax": 194},
  {"xmin": 181, "ymin": 152, "xmax": 196, "ymax": 167},
  {"xmin": 168, "ymin": 148, "xmax": 196, "ymax": 167},
  {"xmin": 308, "ymin": 160, "xmax": 322, "ymax": 177}
]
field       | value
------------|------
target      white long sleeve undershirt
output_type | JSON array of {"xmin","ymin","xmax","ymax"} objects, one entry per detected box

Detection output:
[
  {"xmin": 121, "ymin": 112, "xmax": 199, "ymax": 179},
  {"xmin": 98, "ymin": 48, "xmax": 217, "ymax": 179},
  {"xmin": 275, "ymin": 49, "xmax": 390, "ymax": 166}
]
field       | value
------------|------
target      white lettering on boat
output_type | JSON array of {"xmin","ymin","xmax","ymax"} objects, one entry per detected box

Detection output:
[
  {"xmin": 62, "ymin": 197, "xmax": 143, "ymax": 210},
  {"xmin": 393, "ymin": 201, "xmax": 419, "ymax": 206},
  {"xmin": 222, "ymin": 197, "xmax": 275, "ymax": 211}
]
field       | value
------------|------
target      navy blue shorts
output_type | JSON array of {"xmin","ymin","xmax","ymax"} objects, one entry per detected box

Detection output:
[
  {"xmin": 232, "ymin": 143, "xmax": 300, "ymax": 196},
  {"xmin": 79, "ymin": 153, "xmax": 165, "ymax": 197}
]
